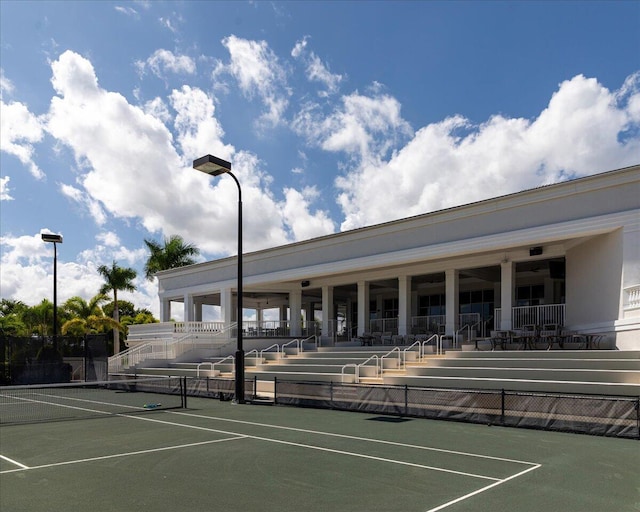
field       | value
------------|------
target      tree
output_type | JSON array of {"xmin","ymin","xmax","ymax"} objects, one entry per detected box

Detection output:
[
  {"xmin": 144, "ymin": 235, "xmax": 200, "ymax": 280},
  {"xmin": 97, "ymin": 261, "xmax": 137, "ymax": 354},
  {"xmin": 21, "ymin": 299, "xmax": 54, "ymax": 337},
  {"xmin": 60, "ymin": 294, "xmax": 121, "ymax": 336},
  {"xmin": 0, "ymin": 299, "xmax": 29, "ymax": 336}
]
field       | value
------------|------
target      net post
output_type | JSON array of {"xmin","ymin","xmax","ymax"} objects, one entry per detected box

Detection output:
[
  {"xmin": 501, "ymin": 389, "xmax": 506, "ymax": 425},
  {"xmin": 253, "ymin": 375, "xmax": 257, "ymax": 401},
  {"xmin": 182, "ymin": 376, "xmax": 187, "ymax": 409}
]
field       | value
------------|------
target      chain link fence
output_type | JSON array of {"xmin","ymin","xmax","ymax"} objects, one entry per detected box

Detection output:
[
  {"xmin": 0, "ymin": 334, "xmax": 108, "ymax": 385},
  {"xmin": 271, "ymin": 379, "xmax": 640, "ymax": 440}
]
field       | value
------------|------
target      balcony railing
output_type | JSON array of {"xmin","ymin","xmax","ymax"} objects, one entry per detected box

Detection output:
[
  {"xmin": 624, "ymin": 284, "xmax": 640, "ymax": 311},
  {"xmin": 495, "ymin": 304, "xmax": 565, "ymax": 330}
]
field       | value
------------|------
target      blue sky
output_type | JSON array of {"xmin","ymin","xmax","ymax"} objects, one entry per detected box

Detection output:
[{"xmin": 1, "ymin": 0, "xmax": 639, "ymax": 319}]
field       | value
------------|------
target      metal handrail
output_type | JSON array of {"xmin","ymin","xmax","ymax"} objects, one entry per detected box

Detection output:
[
  {"xmin": 405, "ymin": 334, "xmax": 440, "ymax": 360},
  {"xmin": 381, "ymin": 347, "xmax": 402, "ymax": 374},
  {"xmin": 196, "ymin": 361, "xmax": 214, "ymax": 377},
  {"xmin": 341, "ymin": 363, "xmax": 358, "ymax": 383},
  {"xmin": 355, "ymin": 355, "xmax": 380, "ymax": 383},
  {"xmin": 212, "ymin": 355, "xmax": 234, "ymax": 375},
  {"xmin": 455, "ymin": 324, "xmax": 472, "ymax": 347},
  {"xmin": 245, "ymin": 349, "xmax": 259, "ymax": 366},
  {"xmin": 403, "ymin": 340, "xmax": 422, "ymax": 363},
  {"xmin": 281, "ymin": 338, "xmax": 301, "ymax": 355},
  {"xmin": 260, "ymin": 343, "xmax": 281, "ymax": 360},
  {"xmin": 301, "ymin": 334, "xmax": 317, "ymax": 350}
]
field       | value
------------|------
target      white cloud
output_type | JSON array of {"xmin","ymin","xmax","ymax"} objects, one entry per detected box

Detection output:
[
  {"xmin": 292, "ymin": 37, "xmax": 343, "ymax": 97},
  {"xmin": 137, "ymin": 49, "xmax": 196, "ymax": 79},
  {"xmin": 42, "ymin": 50, "xmax": 332, "ymax": 261},
  {"xmin": 96, "ymin": 231, "xmax": 120, "ymax": 247},
  {"xmin": 170, "ymin": 85, "xmax": 233, "ymax": 163},
  {"xmin": 143, "ymin": 97, "xmax": 171, "ymax": 123},
  {"xmin": 0, "ymin": 69, "xmax": 15, "ymax": 95},
  {"xmin": 292, "ymin": 90, "xmax": 411, "ymax": 164},
  {"xmin": 60, "ymin": 183, "xmax": 108, "ymax": 225},
  {"xmin": 0, "ymin": 99, "xmax": 45, "ymax": 179},
  {"xmin": 281, "ymin": 186, "xmax": 335, "ymax": 241},
  {"xmin": 0, "ymin": 232, "xmax": 157, "ymax": 313},
  {"xmin": 219, "ymin": 35, "xmax": 289, "ymax": 127},
  {"xmin": 114, "ymin": 5, "xmax": 138, "ymax": 17},
  {"xmin": 0, "ymin": 176, "xmax": 13, "ymax": 200},
  {"xmin": 335, "ymin": 74, "xmax": 640, "ymax": 230}
]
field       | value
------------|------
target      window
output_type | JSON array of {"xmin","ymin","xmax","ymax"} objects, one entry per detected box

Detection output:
[{"xmin": 516, "ymin": 285, "xmax": 544, "ymax": 306}]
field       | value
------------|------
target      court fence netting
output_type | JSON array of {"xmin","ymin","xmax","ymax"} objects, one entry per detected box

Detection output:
[
  {"xmin": 181, "ymin": 376, "xmax": 640, "ymax": 440},
  {"xmin": 0, "ymin": 376, "xmax": 186, "ymax": 425},
  {"xmin": 3, "ymin": 375, "xmax": 638, "ymax": 440}
]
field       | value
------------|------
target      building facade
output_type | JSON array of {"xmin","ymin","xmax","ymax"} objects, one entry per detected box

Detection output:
[{"xmin": 155, "ymin": 165, "xmax": 640, "ymax": 350}]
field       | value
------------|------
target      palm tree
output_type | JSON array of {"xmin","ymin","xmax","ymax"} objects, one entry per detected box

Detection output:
[
  {"xmin": 97, "ymin": 261, "xmax": 137, "ymax": 354},
  {"xmin": 61, "ymin": 294, "xmax": 121, "ymax": 336},
  {"xmin": 144, "ymin": 235, "xmax": 200, "ymax": 280}
]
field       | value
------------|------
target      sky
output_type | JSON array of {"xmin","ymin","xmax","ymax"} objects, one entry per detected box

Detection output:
[{"xmin": 1, "ymin": 0, "xmax": 639, "ymax": 320}]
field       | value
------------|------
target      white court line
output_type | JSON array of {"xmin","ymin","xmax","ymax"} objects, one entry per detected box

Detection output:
[
  {"xmin": 3, "ymin": 395, "xmax": 542, "ymax": 502},
  {"xmin": 0, "ymin": 437, "xmax": 246, "ymax": 474},
  {"xmin": 424, "ymin": 463, "xmax": 542, "ymax": 512},
  {"xmin": 0, "ymin": 454, "xmax": 29, "ymax": 469},
  {"xmin": 124, "ymin": 413, "xmax": 500, "ymax": 481},
  {"xmin": 169, "ymin": 410, "xmax": 539, "ymax": 466}
]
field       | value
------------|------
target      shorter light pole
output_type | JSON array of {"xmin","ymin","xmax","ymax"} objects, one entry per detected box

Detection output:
[
  {"xmin": 193, "ymin": 154, "xmax": 245, "ymax": 404},
  {"xmin": 42, "ymin": 233, "xmax": 63, "ymax": 352}
]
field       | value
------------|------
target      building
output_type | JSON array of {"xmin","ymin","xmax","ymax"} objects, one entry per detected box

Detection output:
[{"xmin": 152, "ymin": 164, "xmax": 640, "ymax": 350}]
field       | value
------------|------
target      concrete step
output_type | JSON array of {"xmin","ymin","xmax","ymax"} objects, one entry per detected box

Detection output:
[
  {"xmin": 382, "ymin": 374, "xmax": 640, "ymax": 396},
  {"xmin": 404, "ymin": 366, "xmax": 640, "ymax": 384},
  {"xmin": 448, "ymin": 350, "xmax": 640, "ymax": 359},
  {"xmin": 300, "ymin": 350, "xmax": 395, "ymax": 359},
  {"xmin": 425, "ymin": 357, "xmax": 640, "ymax": 370},
  {"xmin": 246, "ymin": 369, "xmax": 356, "ymax": 384}
]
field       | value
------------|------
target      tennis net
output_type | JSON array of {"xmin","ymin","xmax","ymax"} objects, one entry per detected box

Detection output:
[{"xmin": 0, "ymin": 376, "xmax": 186, "ymax": 425}]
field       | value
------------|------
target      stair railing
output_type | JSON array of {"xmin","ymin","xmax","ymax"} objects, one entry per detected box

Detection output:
[{"xmin": 380, "ymin": 347, "xmax": 402, "ymax": 376}]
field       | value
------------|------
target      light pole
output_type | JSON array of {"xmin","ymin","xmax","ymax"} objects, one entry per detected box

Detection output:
[
  {"xmin": 41, "ymin": 233, "xmax": 63, "ymax": 352},
  {"xmin": 193, "ymin": 154, "xmax": 245, "ymax": 404}
]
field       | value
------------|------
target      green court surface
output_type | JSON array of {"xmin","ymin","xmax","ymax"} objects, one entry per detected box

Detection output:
[{"xmin": 1, "ymin": 396, "xmax": 638, "ymax": 512}]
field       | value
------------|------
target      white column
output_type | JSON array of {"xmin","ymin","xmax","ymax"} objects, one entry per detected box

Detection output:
[
  {"xmin": 305, "ymin": 302, "xmax": 315, "ymax": 332},
  {"xmin": 398, "ymin": 275, "xmax": 411, "ymax": 336},
  {"xmin": 194, "ymin": 299, "xmax": 203, "ymax": 322},
  {"xmin": 445, "ymin": 269, "xmax": 459, "ymax": 336},
  {"xmin": 321, "ymin": 285, "xmax": 334, "ymax": 340},
  {"xmin": 289, "ymin": 290, "xmax": 302, "ymax": 336},
  {"xmin": 357, "ymin": 281, "xmax": 370, "ymax": 335},
  {"xmin": 160, "ymin": 298, "xmax": 171, "ymax": 322},
  {"xmin": 183, "ymin": 293, "xmax": 194, "ymax": 322},
  {"xmin": 500, "ymin": 261, "xmax": 515, "ymax": 330},
  {"xmin": 221, "ymin": 288, "xmax": 233, "ymax": 327}
]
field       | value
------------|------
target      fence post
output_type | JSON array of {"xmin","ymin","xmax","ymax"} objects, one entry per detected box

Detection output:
[
  {"xmin": 253, "ymin": 375, "xmax": 257, "ymax": 401},
  {"xmin": 404, "ymin": 385, "xmax": 408, "ymax": 416},
  {"xmin": 501, "ymin": 389, "xmax": 506, "ymax": 425},
  {"xmin": 636, "ymin": 398, "xmax": 639, "ymax": 440},
  {"xmin": 330, "ymin": 380, "xmax": 334, "ymax": 409}
]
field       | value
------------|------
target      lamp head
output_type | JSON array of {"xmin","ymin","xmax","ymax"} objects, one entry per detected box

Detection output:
[
  {"xmin": 42, "ymin": 233, "xmax": 63, "ymax": 243},
  {"xmin": 193, "ymin": 154, "xmax": 232, "ymax": 176}
]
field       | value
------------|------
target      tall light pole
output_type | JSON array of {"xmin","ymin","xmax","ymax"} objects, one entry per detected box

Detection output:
[
  {"xmin": 42, "ymin": 233, "xmax": 63, "ymax": 352},
  {"xmin": 193, "ymin": 154, "xmax": 245, "ymax": 404}
]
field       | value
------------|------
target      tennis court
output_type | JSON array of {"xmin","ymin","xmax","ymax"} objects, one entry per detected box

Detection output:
[{"xmin": 1, "ymin": 380, "xmax": 638, "ymax": 512}]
